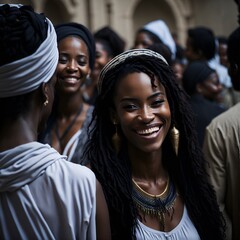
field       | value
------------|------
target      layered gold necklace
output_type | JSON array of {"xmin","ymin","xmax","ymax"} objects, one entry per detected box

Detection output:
[{"xmin": 132, "ymin": 177, "xmax": 177, "ymax": 231}]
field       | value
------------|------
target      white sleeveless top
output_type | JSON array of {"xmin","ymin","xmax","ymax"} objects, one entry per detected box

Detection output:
[{"xmin": 135, "ymin": 205, "xmax": 200, "ymax": 240}]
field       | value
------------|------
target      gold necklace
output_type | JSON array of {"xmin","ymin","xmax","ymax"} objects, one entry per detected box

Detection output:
[
  {"xmin": 132, "ymin": 177, "xmax": 176, "ymax": 231},
  {"xmin": 132, "ymin": 177, "xmax": 169, "ymax": 198}
]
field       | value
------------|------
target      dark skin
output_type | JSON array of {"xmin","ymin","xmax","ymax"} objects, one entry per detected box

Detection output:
[
  {"xmin": 0, "ymin": 76, "xmax": 111, "ymax": 240},
  {"xmin": 82, "ymin": 41, "xmax": 113, "ymax": 102},
  {"xmin": 0, "ymin": 77, "xmax": 56, "ymax": 152},
  {"xmin": 112, "ymin": 72, "xmax": 184, "ymax": 231},
  {"xmin": 52, "ymin": 36, "xmax": 91, "ymax": 154},
  {"xmin": 134, "ymin": 32, "xmax": 154, "ymax": 49}
]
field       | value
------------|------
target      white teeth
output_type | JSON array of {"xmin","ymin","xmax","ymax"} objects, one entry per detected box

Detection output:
[
  {"xmin": 65, "ymin": 77, "xmax": 78, "ymax": 81},
  {"xmin": 137, "ymin": 127, "xmax": 159, "ymax": 135}
]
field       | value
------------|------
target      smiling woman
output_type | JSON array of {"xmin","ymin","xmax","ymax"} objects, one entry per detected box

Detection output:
[
  {"xmin": 113, "ymin": 72, "xmax": 171, "ymax": 153},
  {"xmin": 39, "ymin": 22, "xmax": 95, "ymax": 164},
  {"xmin": 82, "ymin": 49, "xmax": 226, "ymax": 239}
]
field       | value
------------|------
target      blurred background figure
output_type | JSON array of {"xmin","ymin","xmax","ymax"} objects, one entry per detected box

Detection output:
[
  {"xmin": 147, "ymin": 42, "xmax": 173, "ymax": 66},
  {"xmin": 217, "ymin": 36, "xmax": 229, "ymax": 68},
  {"xmin": 185, "ymin": 26, "xmax": 236, "ymax": 109},
  {"xmin": 39, "ymin": 22, "xmax": 96, "ymax": 164},
  {"xmin": 82, "ymin": 26, "xmax": 125, "ymax": 105},
  {"xmin": 134, "ymin": 19, "xmax": 176, "ymax": 60},
  {"xmin": 172, "ymin": 59, "xmax": 186, "ymax": 87},
  {"xmin": 216, "ymin": 35, "xmax": 240, "ymax": 104},
  {"xmin": 182, "ymin": 61, "xmax": 225, "ymax": 146},
  {"xmin": 147, "ymin": 43, "xmax": 185, "ymax": 88},
  {"xmin": 172, "ymin": 31, "xmax": 186, "ymax": 63}
]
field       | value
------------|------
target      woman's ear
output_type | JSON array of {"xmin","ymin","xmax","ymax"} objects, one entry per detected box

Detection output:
[{"xmin": 41, "ymin": 83, "xmax": 49, "ymax": 106}]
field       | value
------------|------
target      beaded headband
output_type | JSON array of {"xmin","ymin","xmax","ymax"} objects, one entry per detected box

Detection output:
[{"xmin": 97, "ymin": 49, "xmax": 169, "ymax": 94}]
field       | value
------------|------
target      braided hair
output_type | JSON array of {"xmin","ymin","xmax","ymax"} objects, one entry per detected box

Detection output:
[
  {"xmin": 0, "ymin": 4, "xmax": 48, "ymax": 118},
  {"xmin": 83, "ymin": 50, "xmax": 225, "ymax": 239}
]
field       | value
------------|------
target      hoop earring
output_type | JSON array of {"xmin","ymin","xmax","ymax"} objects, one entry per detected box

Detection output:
[
  {"xmin": 170, "ymin": 126, "xmax": 179, "ymax": 155},
  {"xmin": 44, "ymin": 99, "xmax": 49, "ymax": 106},
  {"xmin": 112, "ymin": 121, "xmax": 121, "ymax": 154}
]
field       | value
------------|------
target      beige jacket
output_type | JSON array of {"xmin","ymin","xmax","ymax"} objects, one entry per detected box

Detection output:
[{"xmin": 203, "ymin": 103, "xmax": 240, "ymax": 240}]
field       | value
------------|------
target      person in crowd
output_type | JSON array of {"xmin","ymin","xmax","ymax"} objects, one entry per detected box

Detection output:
[
  {"xmin": 39, "ymin": 22, "xmax": 95, "ymax": 164},
  {"xmin": 217, "ymin": 36, "xmax": 229, "ymax": 68},
  {"xmin": 147, "ymin": 42, "xmax": 173, "ymax": 66},
  {"xmin": 203, "ymin": 24, "xmax": 240, "ymax": 240},
  {"xmin": 147, "ymin": 41, "xmax": 185, "ymax": 87},
  {"xmin": 134, "ymin": 19, "xmax": 176, "ymax": 60},
  {"xmin": 172, "ymin": 59, "xmax": 185, "ymax": 87},
  {"xmin": 82, "ymin": 26, "xmax": 125, "ymax": 105},
  {"xmin": 82, "ymin": 48, "xmax": 226, "ymax": 239},
  {"xmin": 217, "ymin": 35, "xmax": 240, "ymax": 105},
  {"xmin": 185, "ymin": 26, "xmax": 235, "ymax": 108},
  {"xmin": 182, "ymin": 61, "xmax": 225, "ymax": 146},
  {"xmin": 0, "ymin": 4, "xmax": 111, "ymax": 240},
  {"xmin": 172, "ymin": 32, "xmax": 185, "ymax": 62}
]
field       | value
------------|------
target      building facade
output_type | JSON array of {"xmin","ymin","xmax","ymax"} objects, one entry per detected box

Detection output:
[{"xmin": 4, "ymin": 0, "xmax": 239, "ymax": 49}]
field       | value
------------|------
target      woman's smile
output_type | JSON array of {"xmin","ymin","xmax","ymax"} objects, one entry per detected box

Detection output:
[{"xmin": 114, "ymin": 72, "xmax": 171, "ymax": 153}]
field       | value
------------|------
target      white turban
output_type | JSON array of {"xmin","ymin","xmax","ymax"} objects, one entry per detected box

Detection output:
[
  {"xmin": 0, "ymin": 16, "xmax": 58, "ymax": 98},
  {"xmin": 143, "ymin": 20, "xmax": 176, "ymax": 60}
]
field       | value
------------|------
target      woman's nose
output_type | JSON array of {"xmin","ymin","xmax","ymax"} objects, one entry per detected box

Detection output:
[
  {"xmin": 138, "ymin": 106, "xmax": 154, "ymax": 122},
  {"xmin": 67, "ymin": 60, "xmax": 78, "ymax": 71}
]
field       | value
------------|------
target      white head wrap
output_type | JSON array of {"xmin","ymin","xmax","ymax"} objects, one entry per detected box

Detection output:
[
  {"xmin": 143, "ymin": 20, "xmax": 176, "ymax": 60},
  {"xmin": 0, "ymin": 13, "xmax": 58, "ymax": 98}
]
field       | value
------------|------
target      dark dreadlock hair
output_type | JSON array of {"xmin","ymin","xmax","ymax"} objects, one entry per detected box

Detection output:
[
  {"xmin": 82, "ymin": 51, "xmax": 225, "ymax": 239},
  {"xmin": 94, "ymin": 26, "xmax": 125, "ymax": 58},
  {"xmin": 0, "ymin": 4, "xmax": 48, "ymax": 119}
]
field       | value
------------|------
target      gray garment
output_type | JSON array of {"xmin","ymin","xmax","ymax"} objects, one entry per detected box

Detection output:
[
  {"xmin": 40, "ymin": 106, "xmax": 94, "ymax": 165},
  {"xmin": 0, "ymin": 142, "xmax": 96, "ymax": 240},
  {"xmin": 135, "ymin": 206, "xmax": 200, "ymax": 240}
]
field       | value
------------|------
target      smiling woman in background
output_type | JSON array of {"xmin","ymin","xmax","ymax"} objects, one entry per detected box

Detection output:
[{"xmin": 39, "ymin": 22, "xmax": 96, "ymax": 164}]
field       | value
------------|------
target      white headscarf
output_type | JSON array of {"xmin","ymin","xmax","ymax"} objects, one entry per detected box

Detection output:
[
  {"xmin": 0, "ymin": 10, "xmax": 58, "ymax": 98},
  {"xmin": 143, "ymin": 19, "xmax": 176, "ymax": 60}
]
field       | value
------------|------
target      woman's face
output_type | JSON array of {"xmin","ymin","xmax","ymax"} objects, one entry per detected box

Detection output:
[
  {"xmin": 113, "ymin": 72, "xmax": 171, "ymax": 153},
  {"xmin": 134, "ymin": 32, "xmax": 154, "ymax": 49},
  {"xmin": 197, "ymin": 72, "xmax": 223, "ymax": 101},
  {"xmin": 56, "ymin": 36, "xmax": 90, "ymax": 94},
  {"xmin": 91, "ymin": 41, "xmax": 112, "ymax": 81}
]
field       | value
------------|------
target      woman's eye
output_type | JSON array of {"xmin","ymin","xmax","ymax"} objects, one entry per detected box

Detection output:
[
  {"xmin": 59, "ymin": 57, "xmax": 67, "ymax": 64},
  {"xmin": 58, "ymin": 55, "xmax": 67, "ymax": 64},
  {"xmin": 152, "ymin": 100, "xmax": 164, "ymax": 107},
  {"xmin": 123, "ymin": 104, "xmax": 138, "ymax": 111},
  {"xmin": 77, "ymin": 57, "xmax": 88, "ymax": 66},
  {"xmin": 78, "ymin": 60, "xmax": 87, "ymax": 66}
]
